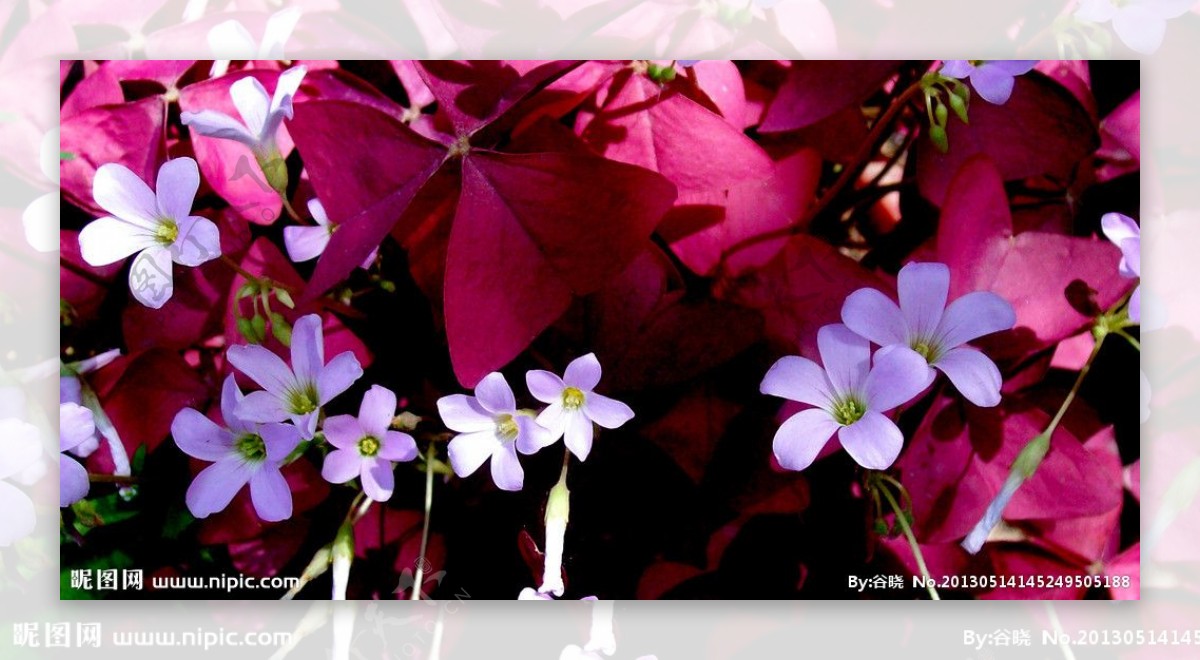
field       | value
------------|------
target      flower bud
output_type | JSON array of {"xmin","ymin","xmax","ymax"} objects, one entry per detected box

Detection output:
[
  {"xmin": 539, "ymin": 477, "xmax": 570, "ymax": 597},
  {"xmin": 948, "ymin": 92, "xmax": 969, "ymax": 125},
  {"xmin": 256, "ymin": 150, "xmax": 289, "ymax": 197},
  {"xmin": 331, "ymin": 521, "xmax": 354, "ymax": 600},
  {"xmin": 928, "ymin": 124, "xmax": 949, "ymax": 153}
]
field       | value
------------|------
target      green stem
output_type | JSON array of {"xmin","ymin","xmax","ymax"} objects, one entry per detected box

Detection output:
[
  {"xmin": 412, "ymin": 443, "xmax": 437, "ymax": 601},
  {"xmin": 280, "ymin": 195, "xmax": 302, "ymax": 222},
  {"xmin": 1045, "ymin": 332, "xmax": 1105, "ymax": 438},
  {"xmin": 877, "ymin": 478, "xmax": 940, "ymax": 601},
  {"xmin": 1115, "ymin": 329, "xmax": 1140, "ymax": 352}
]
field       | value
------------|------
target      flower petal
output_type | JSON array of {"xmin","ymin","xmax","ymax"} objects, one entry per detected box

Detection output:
[
  {"xmin": 938, "ymin": 60, "xmax": 974, "ymax": 78},
  {"xmin": 986, "ymin": 60, "xmax": 1038, "ymax": 76},
  {"xmin": 837, "ymin": 411, "xmax": 903, "ymax": 470},
  {"xmin": 563, "ymin": 411, "xmax": 594, "ymax": 461},
  {"xmin": 290, "ymin": 314, "xmax": 326, "ymax": 387},
  {"xmin": 308, "ymin": 198, "xmax": 331, "ymax": 226},
  {"xmin": 583, "ymin": 392, "xmax": 634, "ymax": 429},
  {"xmin": 447, "ymin": 430, "xmax": 501, "ymax": 478},
  {"xmin": 772, "ymin": 408, "xmax": 839, "ymax": 472},
  {"xmin": 171, "ymin": 408, "xmax": 235, "ymax": 461},
  {"xmin": 155, "ymin": 157, "xmax": 199, "ymax": 220},
  {"xmin": 230, "ymin": 75, "xmax": 271, "ymax": 139},
  {"xmin": 261, "ymin": 8, "xmax": 302, "ymax": 58},
  {"xmin": 180, "ymin": 110, "xmax": 257, "ymax": 146},
  {"xmin": 527, "ymin": 370, "xmax": 566, "ymax": 403},
  {"xmin": 760, "ymin": 355, "xmax": 834, "ymax": 408},
  {"xmin": 474, "ymin": 371, "xmax": 516, "ymax": 414},
  {"xmin": 1113, "ymin": 6, "xmax": 1167, "ymax": 55},
  {"xmin": 283, "ymin": 225, "xmax": 330, "ymax": 263},
  {"xmin": 935, "ymin": 291, "xmax": 1016, "ymax": 349},
  {"xmin": 935, "ymin": 347, "xmax": 1003, "ymax": 407},
  {"xmin": 841, "ymin": 287, "xmax": 907, "ymax": 347},
  {"xmin": 78, "ymin": 216, "xmax": 155, "ymax": 266},
  {"xmin": 322, "ymin": 414, "xmax": 362, "ymax": 450},
  {"xmin": 249, "ymin": 466, "xmax": 293, "ymax": 522},
  {"xmin": 260, "ymin": 422, "xmax": 303, "ymax": 463},
  {"xmin": 60, "ymin": 402, "xmax": 96, "ymax": 453},
  {"xmin": 186, "ymin": 458, "xmax": 252, "ymax": 518},
  {"xmin": 514, "ymin": 416, "xmax": 557, "ymax": 455},
  {"xmin": 969, "ymin": 63, "xmax": 1017, "ymax": 105},
  {"xmin": 864, "ymin": 345, "xmax": 935, "ymax": 412},
  {"xmin": 60, "ymin": 454, "xmax": 91, "ymax": 508},
  {"xmin": 1129, "ymin": 285, "xmax": 1142, "ymax": 324},
  {"xmin": 220, "ymin": 374, "xmax": 252, "ymax": 435},
  {"xmin": 0, "ymin": 420, "xmax": 41, "ymax": 479},
  {"xmin": 563, "ymin": 353, "xmax": 603, "ymax": 390},
  {"xmin": 264, "ymin": 65, "xmax": 307, "ymax": 138},
  {"xmin": 490, "ymin": 443, "xmax": 524, "ymax": 491},
  {"xmin": 358, "ymin": 385, "xmax": 398, "ymax": 438},
  {"xmin": 437, "ymin": 394, "xmax": 496, "ymax": 433},
  {"xmin": 129, "ymin": 246, "xmax": 174, "ymax": 309},
  {"xmin": 361, "ymin": 457, "xmax": 394, "ymax": 502},
  {"xmin": 227, "ymin": 344, "xmax": 296, "ymax": 395},
  {"xmin": 378, "ymin": 431, "xmax": 418, "ymax": 462},
  {"xmin": 171, "ymin": 216, "xmax": 221, "ymax": 266},
  {"xmin": 92, "ymin": 163, "xmax": 158, "ymax": 225},
  {"xmin": 535, "ymin": 402, "xmax": 568, "ymax": 440},
  {"xmin": 236, "ymin": 390, "xmax": 289, "ymax": 424},
  {"xmin": 322, "ymin": 448, "xmax": 362, "ymax": 484},
  {"xmin": 817, "ymin": 324, "xmax": 870, "ymax": 397},
  {"xmin": 897, "ymin": 262, "xmax": 949, "ymax": 340},
  {"xmin": 0, "ymin": 480, "xmax": 36, "ymax": 545},
  {"xmin": 316, "ymin": 352, "xmax": 363, "ymax": 406}
]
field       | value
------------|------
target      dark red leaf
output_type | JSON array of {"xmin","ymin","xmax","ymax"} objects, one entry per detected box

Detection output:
[{"xmin": 760, "ymin": 61, "xmax": 900, "ymax": 133}]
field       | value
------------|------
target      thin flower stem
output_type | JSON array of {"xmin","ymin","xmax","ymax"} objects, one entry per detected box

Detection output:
[
  {"xmin": 280, "ymin": 194, "xmax": 302, "ymax": 222},
  {"xmin": 1115, "ymin": 329, "xmax": 1140, "ymax": 351},
  {"xmin": 559, "ymin": 444, "xmax": 571, "ymax": 483},
  {"xmin": 412, "ymin": 443, "xmax": 437, "ymax": 601},
  {"xmin": 221, "ymin": 254, "xmax": 261, "ymax": 283},
  {"xmin": 878, "ymin": 481, "xmax": 940, "ymax": 601},
  {"xmin": 1045, "ymin": 333, "xmax": 1105, "ymax": 438}
]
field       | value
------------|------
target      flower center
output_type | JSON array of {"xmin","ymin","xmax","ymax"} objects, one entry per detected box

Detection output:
[
  {"xmin": 155, "ymin": 218, "xmax": 179, "ymax": 245},
  {"xmin": 562, "ymin": 387, "xmax": 585, "ymax": 411},
  {"xmin": 357, "ymin": 436, "xmax": 380, "ymax": 457},
  {"xmin": 287, "ymin": 383, "xmax": 319, "ymax": 415},
  {"xmin": 831, "ymin": 397, "xmax": 866, "ymax": 426},
  {"xmin": 235, "ymin": 433, "xmax": 267, "ymax": 462},
  {"xmin": 909, "ymin": 338, "xmax": 943, "ymax": 364},
  {"xmin": 495, "ymin": 414, "xmax": 519, "ymax": 442}
]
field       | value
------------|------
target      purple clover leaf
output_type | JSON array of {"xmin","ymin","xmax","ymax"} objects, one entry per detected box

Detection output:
[
  {"xmin": 171, "ymin": 375, "xmax": 304, "ymax": 522},
  {"xmin": 841, "ymin": 262, "xmax": 1016, "ymax": 408},
  {"xmin": 761, "ymin": 324, "xmax": 932, "ymax": 471},
  {"xmin": 321, "ymin": 385, "xmax": 418, "ymax": 502}
]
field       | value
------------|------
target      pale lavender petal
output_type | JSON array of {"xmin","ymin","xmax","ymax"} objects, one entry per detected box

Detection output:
[
  {"xmin": 358, "ymin": 385, "xmax": 397, "ymax": 438},
  {"xmin": 290, "ymin": 314, "xmax": 325, "ymax": 386},
  {"xmin": 60, "ymin": 402, "xmax": 96, "ymax": 453},
  {"xmin": 308, "ymin": 198, "xmax": 331, "ymax": 226},
  {"xmin": 360, "ymin": 457, "xmax": 394, "ymax": 502},
  {"xmin": 934, "ymin": 347, "xmax": 1003, "ymax": 407},
  {"xmin": 283, "ymin": 225, "xmax": 330, "ymax": 263},
  {"xmin": 230, "ymin": 75, "xmax": 271, "ymax": 138},
  {"xmin": 986, "ymin": 60, "xmax": 1038, "ymax": 76},
  {"xmin": 60, "ymin": 454, "xmax": 90, "ymax": 507},
  {"xmin": 865, "ymin": 345, "xmax": 935, "ymax": 412},
  {"xmin": 563, "ymin": 411, "xmax": 594, "ymax": 461},
  {"xmin": 155, "ymin": 157, "xmax": 199, "ymax": 220},
  {"xmin": 841, "ymin": 288, "xmax": 907, "ymax": 346},
  {"xmin": 970, "ymin": 64, "xmax": 1018, "ymax": 104},
  {"xmin": 1120, "ymin": 237, "xmax": 1140, "ymax": 278},
  {"xmin": 771, "ymin": 408, "xmax": 839, "ymax": 471},
  {"xmin": 961, "ymin": 469, "xmax": 1023, "ymax": 554},
  {"xmin": 186, "ymin": 458, "xmax": 253, "ymax": 518},
  {"xmin": 897, "ymin": 262, "xmax": 949, "ymax": 340},
  {"xmin": 293, "ymin": 411, "xmax": 320, "ymax": 441},
  {"xmin": 220, "ymin": 375, "xmax": 253, "ymax": 435},
  {"xmin": 514, "ymin": 416, "xmax": 557, "ymax": 455},
  {"xmin": 817, "ymin": 324, "xmax": 870, "ymax": 397},
  {"xmin": 180, "ymin": 110, "xmax": 257, "ymax": 146},
  {"xmin": 249, "ymin": 466, "xmax": 293, "ymax": 522},
  {"xmin": 0, "ymin": 480, "xmax": 36, "ymax": 544},
  {"xmin": 527, "ymin": 370, "xmax": 566, "ymax": 403},
  {"xmin": 563, "ymin": 353, "xmax": 603, "ymax": 390},
  {"xmin": 316, "ymin": 352, "xmax": 363, "ymax": 405},
  {"xmin": 535, "ymin": 402, "xmax": 568, "ymax": 441},
  {"xmin": 227, "ymin": 344, "xmax": 296, "ymax": 395},
  {"xmin": 490, "ymin": 443, "xmax": 524, "ymax": 491},
  {"xmin": 92, "ymin": 163, "xmax": 158, "ymax": 225},
  {"xmin": 519, "ymin": 587, "xmax": 552, "ymax": 600},
  {"xmin": 128, "ymin": 246, "xmax": 174, "ymax": 309},
  {"xmin": 939, "ymin": 60, "xmax": 974, "ymax": 78},
  {"xmin": 171, "ymin": 216, "xmax": 221, "ymax": 266},
  {"xmin": 474, "ymin": 372, "xmax": 516, "ymax": 414},
  {"xmin": 583, "ymin": 392, "xmax": 634, "ymax": 429},
  {"xmin": 236, "ymin": 390, "xmax": 290, "ymax": 424},
  {"xmin": 837, "ymin": 411, "xmax": 904, "ymax": 470},
  {"xmin": 1113, "ymin": 7, "xmax": 1167, "ymax": 55},
  {"xmin": 447, "ymin": 430, "xmax": 501, "ymax": 478},
  {"xmin": 260, "ymin": 422, "xmax": 303, "ymax": 463},
  {"xmin": 0, "ymin": 419, "xmax": 41, "ymax": 479},
  {"xmin": 78, "ymin": 216, "xmax": 156, "ymax": 266},
  {"xmin": 261, "ymin": 8, "xmax": 302, "ymax": 58},
  {"xmin": 322, "ymin": 448, "xmax": 363, "ymax": 484},
  {"xmin": 437, "ymin": 394, "xmax": 495, "ymax": 433},
  {"xmin": 377, "ymin": 431, "xmax": 418, "ymax": 462},
  {"xmin": 171, "ymin": 408, "xmax": 234, "ymax": 461},
  {"xmin": 935, "ymin": 291, "xmax": 1016, "ymax": 349},
  {"xmin": 760, "ymin": 355, "xmax": 834, "ymax": 408},
  {"xmin": 263, "ymin": 65, "xmax": 307, "ymax": 139},
  {"xmin": 1129, "ymin": 286, "xmax": 1142, "ymax": 324}
]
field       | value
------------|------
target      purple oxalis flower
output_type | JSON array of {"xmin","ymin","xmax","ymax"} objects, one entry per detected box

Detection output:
[
  {"xmin": 322, "ymin": 385, "xmax": 418, "ymax": 502},
  {"xmin": 438, "ymin": 372, "xmax": 556, "ymax": 491},
  {"xmin": 761, "ymin": 324, "xmax": 932, "ymax": 471},
  {"xmin": 60, "ymin": 402, "xmax": 95, "ymax": 508},
  {"xmin": 79, "ymin": 158, "xmax": 221, "ymax": 309},
  {"xmin": 526, "ymin": 354, "xmax": 634, "ymax": 462},
  {"xmin": 227, "ymin": 313, "xmax": 363, "ymax": 439},
  {"xmin": 1101, "ymin": 212, "xmax": 1141, "ymax": 323},
  {"xmin": 172, "ymin": 375, "xmax": 304, "ymax": 522},
  {"xmin": 841, "ymin": 262, "xmax": 1016, "ymax": 408},
  {"xmin": 1075, "ymin": 0, "xmax": 1193, "ymax": 55},
  {"xmin": 939, "ymin": 60, "xmax": 1037, "ymax": 105},
  {"xmin": 284, "ymin": 198, "xmax": 377, "ymax": 269},
  {"xmin": 181, "ymin": 65, "xmax": 306, "ymax": 160}
]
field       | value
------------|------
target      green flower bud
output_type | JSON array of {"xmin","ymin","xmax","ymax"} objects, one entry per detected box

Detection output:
[
  {"xmin": 928, "ymin": 124, "xmax": 949, "ymax": 153},
  {"xmin": 256, "ymin": 151, "xmax": 289, "ymax": 197},
  {"xmin": 948, "ymin": 92, "xmax": 969, "ymax": 125},
  {"xmin": 934, "ymin": 100, "xmax": 949, "ymax": 128}
]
